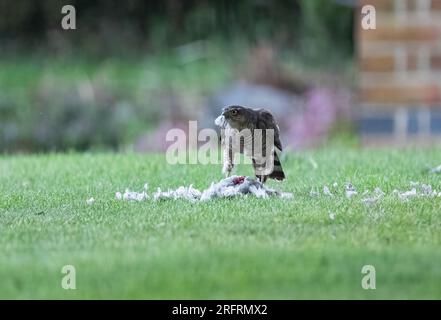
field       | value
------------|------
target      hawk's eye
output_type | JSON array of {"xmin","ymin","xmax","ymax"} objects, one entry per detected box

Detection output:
[{"xmin": 231, "ymin": 109, "xmax": 238, "ymax": 116}]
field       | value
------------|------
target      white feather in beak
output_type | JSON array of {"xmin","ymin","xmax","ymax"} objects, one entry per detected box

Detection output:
[{"xmin": 214, "ymin": 114, "xmax": 226, "ymax": 127}]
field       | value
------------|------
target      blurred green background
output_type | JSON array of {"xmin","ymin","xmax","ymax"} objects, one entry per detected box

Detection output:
[{"xmin": 0, "ymin": 0, "xmax": 355, "ymax": 153}]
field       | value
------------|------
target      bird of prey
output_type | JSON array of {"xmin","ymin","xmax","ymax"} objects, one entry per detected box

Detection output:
[{"xmin": 215, "ymin": 105, "xmax": 285, "ymax": 183}]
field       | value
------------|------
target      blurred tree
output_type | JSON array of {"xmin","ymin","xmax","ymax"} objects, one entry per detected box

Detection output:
[
  {"xmin": 0, "ymin": 0, "xmax": 352, "ymax": 57},
  {"xmin": 0, "ymin": 0, "xmax": 354, "ymax": 152}
]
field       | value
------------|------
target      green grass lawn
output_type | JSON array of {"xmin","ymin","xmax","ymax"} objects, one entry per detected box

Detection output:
[{"xmin": 1, "ymin": 149, "xmax": 440, "ymax": 299}]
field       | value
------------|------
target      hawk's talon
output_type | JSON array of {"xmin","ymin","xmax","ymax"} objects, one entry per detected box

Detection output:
[{"xmin": 222, "ymin": 162, "xmax": 234, "ymax": 177}]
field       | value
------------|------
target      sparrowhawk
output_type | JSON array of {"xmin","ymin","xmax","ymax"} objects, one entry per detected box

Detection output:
[{"xmin": 215, "ymin": 105, "xmax": 285, "ymax": 183}]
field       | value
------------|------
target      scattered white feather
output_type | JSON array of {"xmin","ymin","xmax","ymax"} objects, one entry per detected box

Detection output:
[
  {"xmin": 323, "ymin": 186, "xmax": 333, "ymax": 196},
  {"xmin": 310, "ymin": 187, "xmax": 320, "ymax": 197},
  {"xmin": 345, "ymin": 182, "xmax": 358, "ymax": 199},
  {"xmin": 393, "ymin": 183, "xmax": 438, "ymax": 200},
  {"xmin": 346, "ymin": 190, "xmax": 357, "ymax": 199},
  {"xmin": 199, "ymin": 176, "xmax": 287, "ymax": 201},
  {"xmin": 249, "ymin": 185, "xmax": 268, "ymax": 198},
  {"xmin": 280, "ymin": 192, "xmax": 294, "ymax": 199},
  {"xmin": 361, "ymin": 187, "xmax": 385, "ymax": 206},
  {"xmin": 116, "ymin": 176, "xmax": 293, "ymax": 203},
  {"xmin": 396, "ymin": 188, "xmax": 417, "ymax": 202},
  {"xmin": 421, "ymin": 184, "xmax": 435, "ymax": 197},
  {"xmin": 113, "ymin": 179, "xmax": 439, "ymax": 205},
  {"xmin": 362, "ymin": 196, "xmax": 379, "ymax": 206},
  {"xmin": 410, "ymin": 181, "xmax": 420, "ymax": 187},
  {"xmin": 429, "ymin": 164, "xmax": 441, "ymax": 174},
  {"xmin": 123, "ymin": 189, "xmax": 148, "ymax": 202},
  {"xmin": 374, "ymin": 187, "xmax": 385, "ymax": 197}
]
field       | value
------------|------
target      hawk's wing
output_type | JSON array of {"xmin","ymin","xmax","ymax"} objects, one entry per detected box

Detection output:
[{"xmin": 256, "ymin": 109, "xmax": 282, "ymax": 151}]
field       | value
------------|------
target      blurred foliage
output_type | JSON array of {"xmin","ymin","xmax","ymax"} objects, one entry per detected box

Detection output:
[
  {"xmin": 0, "ymin": 0, "xmax": 354, "ymax": 152},
  {"xmin": 298, "ymin": 0, "xmax": 353, "ymax": 65},
  {"xmin": 0, "ymin": 0, "xmax": 353, "ymax": 60},
  {"xmin": 0, "ymin": 51, "xmax": 232, "ymax": 152}
]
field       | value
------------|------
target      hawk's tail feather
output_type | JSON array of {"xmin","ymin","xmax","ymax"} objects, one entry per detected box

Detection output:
[
  {"xmin": 269, "ymin": 152, "xmax": 285, "ymax": 181},
  {"xmin": 253, "ymin": 151, "xmax": 285, "ymax": 183}
]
